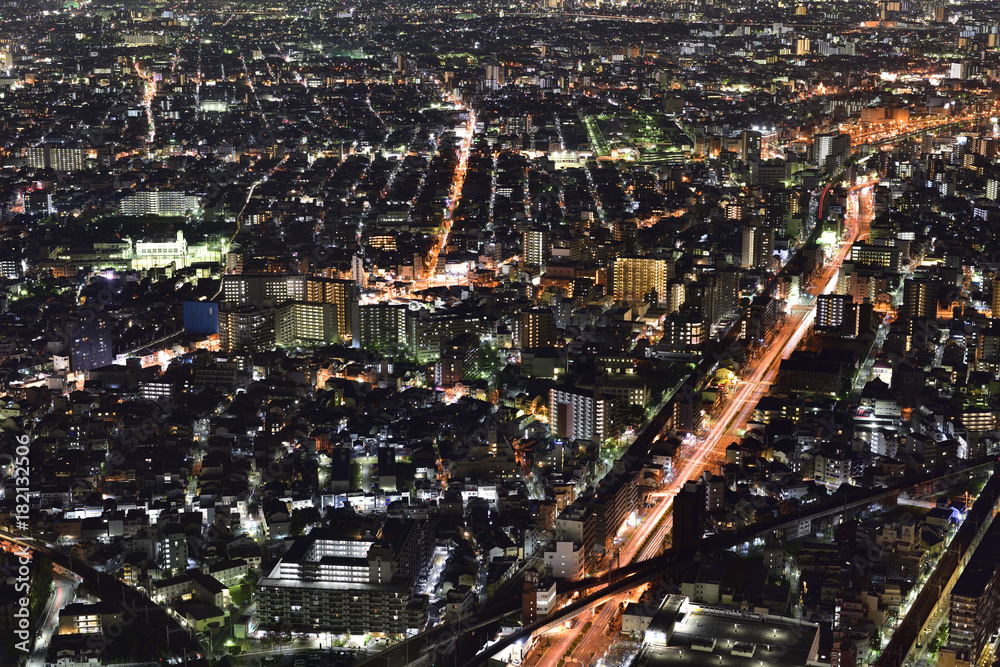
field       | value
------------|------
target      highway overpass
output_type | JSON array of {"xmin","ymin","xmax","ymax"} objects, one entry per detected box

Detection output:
[{"xmin": 461, "ymin": 460, "xmax": 999, "ymax": 667}]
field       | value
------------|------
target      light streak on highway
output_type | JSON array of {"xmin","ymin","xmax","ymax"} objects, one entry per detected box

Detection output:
[{"xmin": 525, "ymin": 184, "xmax": 871, "ymax": 667}]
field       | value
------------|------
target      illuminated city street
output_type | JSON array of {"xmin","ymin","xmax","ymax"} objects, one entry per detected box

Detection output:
[{"xmin": 2, "ymin": 3, "xmax": 1000, "ymax": 667}]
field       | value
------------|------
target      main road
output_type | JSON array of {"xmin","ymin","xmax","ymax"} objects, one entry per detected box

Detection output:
[{"xmin": 523, "ymin": 185, "xmax": 872, "ymax": 667}]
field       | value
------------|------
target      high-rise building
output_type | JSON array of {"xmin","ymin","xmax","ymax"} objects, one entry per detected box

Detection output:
[
  {"xmin": 612, "ymin": 257, "xmax": 673, "ymax": 303},
  {"xmin": 405, "ymin": 308, "xmax": 487, "ymax": 364},
  {"xmin": 522, "ymin": 227, "xmax": 550, "ymax": 266},
  {"xmin": 816, "ymin": 293, "xmax": 851, "ymax": 330},
  {"xmin": 741, "ymin": 224, "xmax": 774, "ymax": 270},
  {"xmin": 742, "ymin": 295, "xmax": 779, "ymax": 342},
  {"xmin": 902, "ymin": 278, "xmax": 939, "ymax": 320},
  {"xmin": 672, "ymin": 480, "xmax": 705, "ymax": 546},
  {"xmin": 672, "ymin": 383, "xmax": 702, "ymax": 434},
  {"xmin": 716, "ymin": 267, "xmax": 741, "ymax": 319},
  {"xmin": 662, "ymin": 312, "xmax": 705, "ymax": 353},
  {"xmin": 159, "ymin": 526, "xmax": 189, "ymax": 577},
  {"xmin": 739, "ymin": 130, "xmax": 762, "ymax": 163},
  {"xmin": 816, "ymin": 294, "xmax": 872, "ymax": 337},
  {"xmin": 814, "ymin": 133, "xmax": 852, "ymax": 173},
  {"xmin": 945, "ymin": 520, "xmax": 1000, "ymax": 664},
  {"xmin": 666, "ymin": 278, "xmax": 686, "ymax": 313},
  {"xmin": 67, "ymin": 314, "xmax": 113, "ymax": 373},
  {"xmin": 221, "ymin": 274, "xmax": 359, "ymax": 343},
  {"xmin": 592, "ymin": 470, "xmax": 639, "ymax": 553},
  {"xmin": 988, "ymin": 179, "xmax": 1000, "ymax": 202},
  {"xmin": 688, "ymin": 267, "xmax": 740, "ymax": 329},
  {"xmin": 484, "ymin": 60, "xmax": 505, "ymax": 89},
  {"xmin": 25, "ymin": 145, "xmax": 105, "ymax": 172},
  {"xmin": 219, "ymin": 305, "xmax": 275, "ymax": 353},
  {"xmin": 549, "ymin": 386, "xmax": 620, "ymax": 444},
  {"xmin": 275, "ymin": 301, "xmax": 339, "ymax": 348},
  {"xmin": 978, "ymin": 325, "xmax": 1000, "ymax": 376},
  {"xmin": 973, "ymin": 138, "xmax": 997, "ymax": 159},
  {"xmin": 359, "ymin": 303, "xmax": 408, "ymax": 352},
  {"xmin": 434, "ymin": 333, "xmax": 480, "ymax": 387},
  {"xmin": 0, "ymin": 258, "xmax": 21, "ymax": 279},
  {"xmin": 520, "ymin": 307, "xmax": 557, "ymax": 349},
  {"xmin": 839, "ymin": 266, "xmax": 892, "ymax": 305},
  {"xmin": 992, "ymin": 278, "xmax": 1000, "ymax": 317}
]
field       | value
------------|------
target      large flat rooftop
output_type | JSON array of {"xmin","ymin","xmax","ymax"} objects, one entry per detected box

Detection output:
[{"xmin": 645, "ymin": 597, "xmax": 821, "ymax": 667}]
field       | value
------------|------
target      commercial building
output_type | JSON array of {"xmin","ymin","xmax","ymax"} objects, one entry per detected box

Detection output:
[
  {"xmin": 642, "ymin": 595, "xmax": 822, "ymax": 666},
  {"xmin": 850, "ymin": 242, "xmax": 902, "ymax": 272}
]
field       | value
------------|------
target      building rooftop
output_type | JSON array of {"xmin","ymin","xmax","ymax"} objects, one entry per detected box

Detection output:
[{"xmin": 644, "ymin": 597, "xmax": 821, "ymax": 667}]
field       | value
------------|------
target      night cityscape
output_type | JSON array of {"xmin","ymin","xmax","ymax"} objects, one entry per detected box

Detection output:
[{"xmin": 3, "ymin": 0, "xmax": 1000, "ymax": 666}]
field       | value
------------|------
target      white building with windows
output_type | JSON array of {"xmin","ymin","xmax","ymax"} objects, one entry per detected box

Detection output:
[
  {"xmin": 119, "ymin": 190, "xmax": 201, "ymax": 217},
  {"xmin": 544, "ymin": 540, "xmax": 585, "ymax": 580},
  {"xmin": 257, "ymin": 523, "xmax": 430, "ymax": 635}
]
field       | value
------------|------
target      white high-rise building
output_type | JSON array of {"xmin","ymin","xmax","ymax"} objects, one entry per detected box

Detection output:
[
  {"xmin": 987, "ymin": 179, "xmax": 999, "ymax": 202},
  {"xmin": 815, "ymin": 132, "xmax": 851, "ymax": 173}
]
